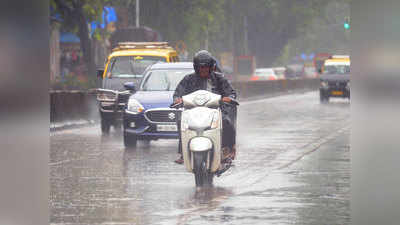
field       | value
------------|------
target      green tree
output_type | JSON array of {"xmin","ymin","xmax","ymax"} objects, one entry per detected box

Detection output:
[
  {"xmin": 135, "ymin": 0, "xmax": 330, "ymax": 66},
  {"xmin": 51, "ymin": 0, "xmax": 338, "ymax": 72},
  {"xmin": 51, "ymin": 0, "xmax": 106, "ymax": 76}
]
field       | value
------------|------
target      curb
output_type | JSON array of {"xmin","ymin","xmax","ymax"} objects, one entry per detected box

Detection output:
[{"xmin": 50, "ymin": 120, "xmax": 97, "ymax": 132}]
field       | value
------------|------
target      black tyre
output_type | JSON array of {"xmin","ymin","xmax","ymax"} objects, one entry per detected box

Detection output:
[
  {"xmin": 124, "ymin": 132, "xmax": 137, "ymax": 148},
  {"xmin": 114, "ymin": 122, "xmax": 122, "ymax": 134},
  {"xmin": 101, "ymin": 120, "xmax": 111, "ymax": 134},
  {"xmin": 193, "ymin": 152, "xmax": 214, "ymax": 187},
  {"xmin": 320, "ymin": 92, "xmax": 329, "ymax": 103}
]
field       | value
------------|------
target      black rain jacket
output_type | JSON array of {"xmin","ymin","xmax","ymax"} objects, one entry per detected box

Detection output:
[{"xmin": 173, "ymin": 71, "xmax": 237, "ymax": 102}]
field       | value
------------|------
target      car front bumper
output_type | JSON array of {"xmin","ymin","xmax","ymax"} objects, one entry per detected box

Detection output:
[
  {"xmin": 123, "ymin": 111, "xmax": 179, "ymax": 140},
  {"xmin": 99, "ymin": 101, "xmax": 125, "ymax": 122}
]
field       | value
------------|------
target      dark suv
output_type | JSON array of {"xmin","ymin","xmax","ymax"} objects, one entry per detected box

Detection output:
[{"xmin": 319, "ymin": 60, "xmax": 350, "ymax": 103}]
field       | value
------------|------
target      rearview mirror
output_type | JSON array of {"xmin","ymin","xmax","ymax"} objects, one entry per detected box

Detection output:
[{"xmin": 124, "ymin": 82, "xmax": 136, "ymax": 92}]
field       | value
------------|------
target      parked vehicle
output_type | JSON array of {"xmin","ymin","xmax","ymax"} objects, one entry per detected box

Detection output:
[
  {"xmin": 272, "ymin": 67, "xmax": 286, "ymax": 80},
  {"xmin": 319, "ymin": 58, "xmax": 350, "ymax": 103},
  {"xmin": 251, "ymin": 68, "xmax": 277, "ymax": 81},
  {"xmin": 303, "ymin": 65, "xmax": 318, "ymax": 79},
  {"xmin": 171, "ymin": 90, "xmax": 239, "ymax": 187},
  {"xmin": 284, "ymin": 64, "xmax": 304, "ymax": 79},
  {"xmin": 96, "ymin": 42, "xmax": 179, "ymax": 134},
  {"xmin": 122, "ymin": 62, "xmax": 194, "ymax": 147}
]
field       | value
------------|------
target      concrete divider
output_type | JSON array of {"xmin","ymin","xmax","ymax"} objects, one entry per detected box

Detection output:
[
  {"xmin": 50, "ymin": 79, "xmax": 319, "ymax": 127},
  {"xmin": 50, "ymin": 90, "xmax": 99, "ymax": 124},
  {"xmin": 232, "ymin": 78, "xmax": 319, "ymax": 99}
]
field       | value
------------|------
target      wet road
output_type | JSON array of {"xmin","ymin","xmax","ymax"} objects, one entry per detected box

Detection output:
[{"xmin": 50, "ymin": 91, "xmax": 350, "ymax": 225}]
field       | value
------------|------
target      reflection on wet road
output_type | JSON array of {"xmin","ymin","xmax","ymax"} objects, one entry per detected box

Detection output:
[{"xmin": 50, "ymin": 91, "xmax": 350, "ymax": 224}]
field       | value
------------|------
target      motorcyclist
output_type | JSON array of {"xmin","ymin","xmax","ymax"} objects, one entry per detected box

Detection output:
[{"xmin": 173, "ymin": 50, "xmax": 237, "ymax": 164}]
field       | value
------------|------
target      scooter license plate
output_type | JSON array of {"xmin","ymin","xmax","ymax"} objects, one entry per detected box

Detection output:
[{"xmin": 156, "ymin": 124, "xmax": 177, "ymax": 132}]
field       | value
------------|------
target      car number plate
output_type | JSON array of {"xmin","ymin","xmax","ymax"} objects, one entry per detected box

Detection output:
[
  {"xmin": 331, "ymin": 91, "xmax": 343, "ymax": 96},
  {"xmin": 156, "ymin": 124, "xmax": 177, "ymax": 132}
]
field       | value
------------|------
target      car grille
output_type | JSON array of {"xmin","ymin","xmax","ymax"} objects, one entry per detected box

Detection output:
[
  {"xmin": 101, "ymin": 104, "xmax": 125, "ymax": 111},
  {"xmin": 117, "ymin": 93, "xmax": 130, "ymax": 104},
  {"xmin": 145, "ymin": 110, "xmax": 179, "ymax": 123},
  {"xmin": 328, "ymin": 81, "xmax": 347, "ymax": 89}
]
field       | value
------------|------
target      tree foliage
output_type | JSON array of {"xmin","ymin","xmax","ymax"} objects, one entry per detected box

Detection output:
[
  {"xmin": 51, "ymin": 0, "xmax": 106, "ymax": 76},
  {"xmin": 137, "ymin": 0, "xmax": 332, "ymax": 66},
  {"xmin": 52, "ymin": 0, "xmax": 344, "ymax": 69}
]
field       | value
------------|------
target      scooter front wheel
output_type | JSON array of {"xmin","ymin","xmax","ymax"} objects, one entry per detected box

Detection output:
[{"xmin": 193, "ymin": 152, "xmax": 214, "ymax": 187}]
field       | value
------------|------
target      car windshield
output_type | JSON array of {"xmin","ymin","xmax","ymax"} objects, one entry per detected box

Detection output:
[
  {"xmin": 108, "ymin": 56, "xmax": 166, "ymax": 78},
  {"xmin": 141, "ymin": 69, "xmax": 193, "ymax": 91},
  {"xmin": 323, "ymin": 65, "xmax": 350, "ymax": 75}
]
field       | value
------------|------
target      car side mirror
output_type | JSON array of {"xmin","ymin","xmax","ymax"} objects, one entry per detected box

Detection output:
[
  {"xmin": 97, "ymin": 68, "xmax": 104, "ymax": 79},
  {"xmin": 124, "ymin": 82, "xmax": 136, "ymax": 92}
]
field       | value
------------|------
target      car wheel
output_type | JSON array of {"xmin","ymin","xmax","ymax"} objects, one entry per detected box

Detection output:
[
  {"xmin": 101, "ymin": 120, "xmax": 110, "ymax": 134},
  {"xmin": 320, "ymin": 92, "xmax": 329, "ymax": 103},
  {"xmin": 124, "ymin": 132, "xmax": 137, "ymax": 148},
  {"xmin": 114, "ymin": 122, "xmax": 122, "ymax": 134}
]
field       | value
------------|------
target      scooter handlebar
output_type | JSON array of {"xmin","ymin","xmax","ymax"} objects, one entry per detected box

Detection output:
[
  {"xmin": 230, "ymin": 99, "xmax": 240, "ymax": 106},
  {"xmin": 170, "ymin": 102, "xmax": 183, "ymax": 108},
  {"xmin": 171, "ymin": 99, "xmax": 239, "ymax": 108},
  {"xmin": 220, "ymin": 98, "xmax": 239, "ymax": 106}
]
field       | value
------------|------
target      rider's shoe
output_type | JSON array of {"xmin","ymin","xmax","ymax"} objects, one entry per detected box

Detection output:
[{"xmin": 222, "ymin": 147, "xmax": 235, "ymax": 163}]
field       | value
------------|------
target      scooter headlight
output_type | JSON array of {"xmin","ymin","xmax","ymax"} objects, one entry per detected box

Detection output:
[
  {"xmin": 320, "ymin": 81, "xmax": 328, "ymax": 88},
  {"xmin": 126, "ymin": 99, "xmax": 144, "ymax": 114},
  {"xmin": 210, "ymin": 111, "xmax": 220, "ymax": 129}
]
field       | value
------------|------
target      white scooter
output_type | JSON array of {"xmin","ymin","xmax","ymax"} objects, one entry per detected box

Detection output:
[{"xmin": 171, "ymin": 90, "xmax": 239, "ymax": 187}]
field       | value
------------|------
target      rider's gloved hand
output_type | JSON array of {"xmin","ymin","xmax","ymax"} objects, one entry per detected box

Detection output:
[
  {"xmin": 222, "ymin": 97, "xmax": 232, "ymax": 103},
  {"xmin": 174, "ymin": 98, "xmax": 183, "ymax": 105}
]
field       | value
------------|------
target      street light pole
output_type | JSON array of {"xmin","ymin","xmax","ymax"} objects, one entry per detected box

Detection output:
[
  {"xmin": 244, "ymin": 15, "xmax": 248, "ymax": 55},
  {"xmin": 136, "ymin": 0, "xmax": 140, "ymax": 28}
]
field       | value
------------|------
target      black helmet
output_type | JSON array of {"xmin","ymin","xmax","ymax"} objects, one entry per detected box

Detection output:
[{"xmin": 193, "ymin": 50, "xmax": 215, "ymax": 74}]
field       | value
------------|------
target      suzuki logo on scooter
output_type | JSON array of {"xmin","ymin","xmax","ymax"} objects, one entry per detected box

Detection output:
[{"xmin": 168, "ymin": 112, "xmax": 176, "ymax": 120}]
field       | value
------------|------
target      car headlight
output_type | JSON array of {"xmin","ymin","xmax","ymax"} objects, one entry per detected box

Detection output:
[
  {"xmin": 97, "ymin": 92, "xmax": 116, "ymax": 101},
  {"xmin": 320, "ymin": 81, "xmax": 328, "ymax": 88},
  {"xmin": 210, "ymin": 111, "xmax": 220, "ymax": 129},
  {"xmin": 126, "ymin": 99, "xmax": 144, "ymax": 114}
]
